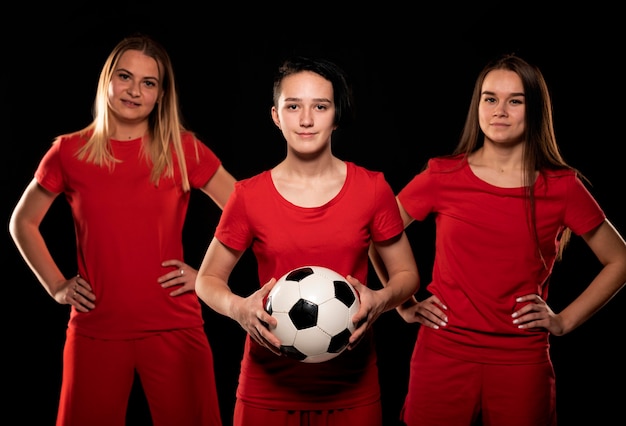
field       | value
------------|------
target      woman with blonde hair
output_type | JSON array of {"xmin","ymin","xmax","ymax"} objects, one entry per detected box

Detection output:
[{"xmin": 9, "ymin": 33, "xmax": 235, "ymax": 426}]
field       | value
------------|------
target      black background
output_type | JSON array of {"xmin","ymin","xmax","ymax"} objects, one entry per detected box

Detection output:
[{"xmin": 6, "ymin": 6, "xmax": 625, "ymax": 426}]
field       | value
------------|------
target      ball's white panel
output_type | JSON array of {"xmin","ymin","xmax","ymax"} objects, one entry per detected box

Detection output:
[
  {"xmin": 317, "ymin": 298, "xmax": 352, "ymax": 335},
  {"xmin": 270, "ymin": 311, "xmax": 298, "ymax": 345},
  {"xmin": 299, "ymin": 276, "xmax": 335, "ymax": 304},
  {"xmin": 293, "ymin": 327, "xmax": 332, "ymax": 355},
  {"xmin": 268, "ymin": 281, "xmax": 302, "ymax": 312}
]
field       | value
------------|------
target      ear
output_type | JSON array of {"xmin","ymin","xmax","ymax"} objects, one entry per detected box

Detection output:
[{"xmin": 271, "ymin": 106, "xmax": 281, "ymax": 129}]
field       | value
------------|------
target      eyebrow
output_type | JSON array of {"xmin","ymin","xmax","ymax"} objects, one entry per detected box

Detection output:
[
  {"xmin": 481, "ymin": 90, "xmax": 525, "ymax": 97},
  {"xmin": 283, "ymin": 97, "xmax": 332, "ymax": 103},
  {"xmin": 116, "ymin": 67, "xmax": 159, "ymax": 82}
]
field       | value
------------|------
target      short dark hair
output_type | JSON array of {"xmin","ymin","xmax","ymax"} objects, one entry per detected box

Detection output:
[{"xmin": 272, "ymin": 56, "xmax": 354, "ymax": 128}]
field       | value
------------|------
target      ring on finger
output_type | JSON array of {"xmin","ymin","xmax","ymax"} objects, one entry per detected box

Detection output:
[{"xmin": 180, "ymin": 269, "xmax": 184, "ymax": 276}]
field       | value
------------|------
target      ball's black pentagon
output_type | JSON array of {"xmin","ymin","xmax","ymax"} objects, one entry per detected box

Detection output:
[
  {"xmin": 285, "ymin": 266, "xmax": 315, "ymax": 282},
  {"xmin": 333, "ymin": 280, "xmax": 356, "ymax": 307},
  {"xmin": 280, "ymin": 345, "xmax": 308, "ymax": 361},
  {"xmin": 328, "ymin": 329, "xmax": 352, "ymax": 353},
  {"xmin": 288, "ymin": 299, "xmax": 318, "ymax": 329}
]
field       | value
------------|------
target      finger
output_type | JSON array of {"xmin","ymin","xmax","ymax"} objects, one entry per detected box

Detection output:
[
  {"xmin": 161, "ymin": 259, "xmax": 182, "ymax": 268},
  {"xmin": 166, "ymin": 268, "xmax": 185, "ymax": 280},
  {"xmin": 168, "ymin": 282, "xmax": 195, "ymax": 297},
  {"xmin": 258, "ymin": 304, "xmax": 278, "ymax": 329},
  {"xmin": 72, "ymin": 281, "xmax": 80, "ymax": 297},
  {"xmin": 258, "ymin": 326, "xmax": 281, "ymax": 350},
  {"xmin": 158, "ymin": 268, "xmax": 184, "ymax": 285},
  {"xmin": 69, "ymin": 288, "xmax": 81, "ymax": 307},
  {"xmin": 348, "ymin": 327, "xmax": 366, "ymax": 348},
  {"xmin": 75, "ymin": 274, "xmax": 94, "ymax": 293},
  {"xmin": 261, "ymin": 278, "xmax": 277, "ymax": 291},
  {"xmin": 70, "ymin": 277, "xmax": 96, "ymax": 309},
  {"xmin": 421, "ymin": 314, "xmax": 447, "ymax": 329},
  {"xmin": 424, "ymin": 295, "xmax": 446, "ymax": 310}
]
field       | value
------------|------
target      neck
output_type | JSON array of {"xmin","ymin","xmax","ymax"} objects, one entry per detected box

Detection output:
[{"xmin": 110, "ymin": 122, "xmax": 148, "ymax": 141}]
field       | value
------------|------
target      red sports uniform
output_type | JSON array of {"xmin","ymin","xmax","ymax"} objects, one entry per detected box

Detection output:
[
  {"xmin": 215, "ymin": 161, "xmax": 404, "ymax": 425},
  {"xmin": 397, "ymin": 155, "xmax": 605, "ymax": 426},
  {"xmin": 36, "ymin": 132, "xmax": 223, "ymax": 426}
]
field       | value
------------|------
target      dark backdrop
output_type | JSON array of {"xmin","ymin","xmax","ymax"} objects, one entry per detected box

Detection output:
[{"xmin": 6, "ymin": 7, "xmax": 625, "ymax": 426}]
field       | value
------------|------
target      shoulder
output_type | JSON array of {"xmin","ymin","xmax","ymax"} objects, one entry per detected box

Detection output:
[
  {"xmin": 344, "ymin": 162, "xmax": 396, "ymax": 199},
  {"xmin": 541, "ymin": 167, "xmax": 582, "ymax": 189},
  {"xmin": 180, "ymin": 130, "xmax": 202, "ymax": 149},
  {"xmin": 539, "ymin": 167, "xmax": 596, "ymax": 200},
  {"xmin": 51, "ymin": 131, "xmax": 89, "ymax": 152},
  {"xmin": 426, "ymin": 154, "xmax": 466, "ymax": 173},
  {"xmin": 180, "ymin": 130, "xmax": 196, "ymax": 142},
  {"xmin": 542, "ymin": 167, "xmax": 578, "ymax": 179},
  {"xmin": 179, "ymin": 130, "xmax": 221, "ymax": 162},
  {"xmin": 228, "ymin": 171, "xmax": 272, "ymax": 208},
  {"xmin": 345, "ymin": 161, "xmax": 385, "ymax": 181},
  {"xmin": 235, "ymin": 170, "xmax": 270, "ymax": 190},
  {"xmin": 58, "ymin": 130, "xmax": 89, "ymax": 143}
]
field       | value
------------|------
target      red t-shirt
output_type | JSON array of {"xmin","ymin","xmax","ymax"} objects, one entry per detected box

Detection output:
[
  {"xmin": 215, "ymin": 161, "xmax": 404, "ymax": 410},
  {"xmin": 36, "ymin": 131, "xmax": 221, "ymax": 339},
  {"xmin": 398, "ymin": 155, "xmax": 605, "ymax": 364}
]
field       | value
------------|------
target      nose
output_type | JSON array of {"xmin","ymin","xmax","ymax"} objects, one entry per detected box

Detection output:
[
  {"xmin": 493, "ymin": 104, "xmax": 508, "ymax": 117},
  {"xmin": 299, "ymin": 108, "xmax": 314, "ymax": 127},
  {"xmin": 127, "ymin": 81, "xmax": 141, "ymax": 97}
]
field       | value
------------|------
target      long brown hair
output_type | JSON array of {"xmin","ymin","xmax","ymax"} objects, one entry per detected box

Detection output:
[{"xmin": 453, "ymin": 53, "xmax": 582, "ymax": 264}]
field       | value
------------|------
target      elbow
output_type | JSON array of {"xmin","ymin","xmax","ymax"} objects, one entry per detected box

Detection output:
[
  {"xmin": 8, "ymin": 213, "xmax": 23, "ymax": 246},
  {"xmin": 408, "ymin": 271, "xmax": 420, "ymax": 297}
]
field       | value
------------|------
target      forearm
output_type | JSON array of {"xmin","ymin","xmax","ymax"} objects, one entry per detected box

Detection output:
[
  {"xmin": 10, "ymin": 222, "xmax": 67, "ymax": 300},
  {"xmin": 558, "ymin": 265, "xmax": 626, "ymax": 335},
  {"xmin": 378, "ymin": 269, "xmax": 420, "ymax": 312},
  {"xmin": 195, "ymin": 276, "xmax": 243, "ymax": 319},
  {"xmin": 368, "ymin": 242, "xmax": 389, "ymax": 285}
]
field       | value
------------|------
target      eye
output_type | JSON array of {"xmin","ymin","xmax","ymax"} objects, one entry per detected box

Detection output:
[
  {"xmin": 510, "ymin": 98, "xmax": 524, "ymax": 105},
  {"xmin": 315, "ymin": 104, "xmax": 328, "ymax": 111},
  {"xmin": 117, "ymin": 72, "xmax": 130, "ymax": 80},
  {"xmin": 143, "ymin": 80, "xmax": 157, "ymax": 88},
  {"xmin": 286, "ymin": 104, "xmax": 299, "ymax": 110},
  {"xmin": 484, "ymin": 97, "xmax": 496, "ymax": 104}
]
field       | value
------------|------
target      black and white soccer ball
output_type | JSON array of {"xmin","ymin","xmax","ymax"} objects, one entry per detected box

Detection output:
[{"xmin": 264, "ymin": 265, "xmax": 361, "ymax": 363}]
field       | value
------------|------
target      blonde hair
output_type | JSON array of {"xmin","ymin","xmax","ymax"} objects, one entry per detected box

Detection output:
[{"xmin": 74, "ymin": 33, "xmax": 195, "ymax": 191}]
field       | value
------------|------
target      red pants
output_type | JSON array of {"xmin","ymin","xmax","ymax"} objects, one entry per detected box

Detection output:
[
  {"xmin": 56, "ymin": 326, "xmax": 222, "ymax": 426},
  {"xmin": 401, "ymin": 341, "xmax": 556, "ymax": 426},
  {"xmin": 233, "ymin": 399, "xmax": 382, "ymax": 426}
]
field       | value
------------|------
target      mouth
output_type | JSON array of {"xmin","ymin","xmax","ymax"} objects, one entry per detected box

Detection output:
[{"xmin": 121, "ymin": 99, "xmax": 140, "ymax": 107}]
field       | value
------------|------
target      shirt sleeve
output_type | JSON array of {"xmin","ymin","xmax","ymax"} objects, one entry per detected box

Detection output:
[
  {"xmin": 214, "ymin": 179, "xmax": 254, "ymax": 251},
  {"xmin": 370, "ymin": 171, "xmax": 405, "ymax": 242},
  {"xmin": 35, "ymin": 138, "xmax": 65, "ymax": 194},
  {"xmin": 397, "ymin": 159, "xmax": 437, "ymax": 222},
  {"xmin": 564, "ymin": 175, "xmax": 606, "ymax": 235},
  {"xmin": 183, "ymin": 133, "xmax": 222, "ymax": 189}
]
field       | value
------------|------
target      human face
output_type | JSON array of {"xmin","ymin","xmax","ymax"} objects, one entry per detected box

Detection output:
[
  {"xmin": 271, "ymin": 71, "xmax": 337, "ymax": 156},
  {"xmin": 478, "ymin": 69, "xmax": 525, "ymax": 146},
  {"xmin": 108, "ymin": 49, "xmax": 161, "ymax": 126}
]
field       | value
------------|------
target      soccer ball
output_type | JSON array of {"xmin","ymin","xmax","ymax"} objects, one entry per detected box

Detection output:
[{"xmin": 264, "ymin": 265, "xmax": 361, "ymax": 363}]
